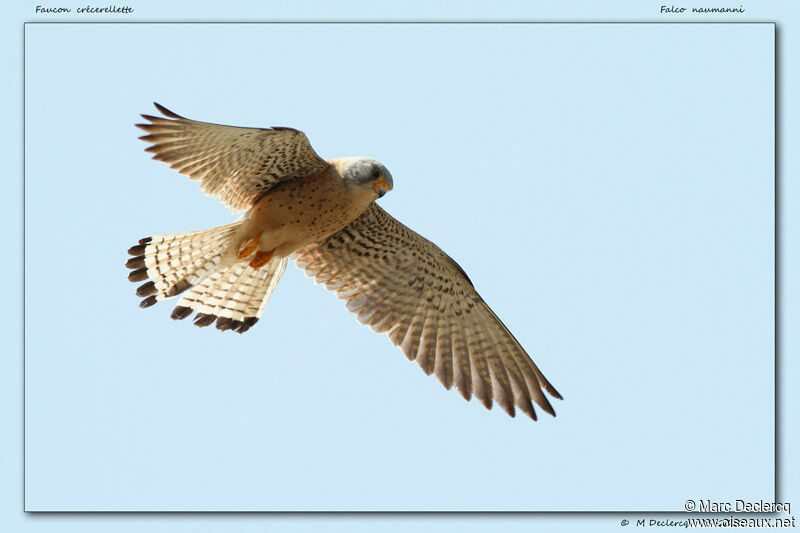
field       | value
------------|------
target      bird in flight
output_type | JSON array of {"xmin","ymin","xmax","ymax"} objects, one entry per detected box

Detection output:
[{"xmin": 127, "ymin": 103, "xmax": 562, "ymax": 420}]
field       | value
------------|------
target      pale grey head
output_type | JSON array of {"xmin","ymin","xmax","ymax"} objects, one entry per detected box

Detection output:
[{"xmin": 336, "ymin": 157, "xmax": 394, "ymax": 198}]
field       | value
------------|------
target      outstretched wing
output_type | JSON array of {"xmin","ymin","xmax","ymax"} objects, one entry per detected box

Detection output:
[
  {"xmin": 136, "ymin": 103, "xmax": 329, "ymax": 213},
  {"xmin": 294, "ymin": 203, "xmax": 562, "ymax": 420}
]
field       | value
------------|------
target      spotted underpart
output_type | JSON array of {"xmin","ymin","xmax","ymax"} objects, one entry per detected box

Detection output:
[{"xmin": 128, "ymin": 102, "xmax": 563, "ymax": 420}]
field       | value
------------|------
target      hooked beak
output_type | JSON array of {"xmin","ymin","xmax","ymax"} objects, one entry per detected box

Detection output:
[{"xmin": 373, "ymin": 180, "xmax": 392, "ymax": 198}]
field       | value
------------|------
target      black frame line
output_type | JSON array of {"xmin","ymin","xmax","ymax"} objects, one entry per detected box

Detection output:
[{"xmin": 21, "ymin": 20, "xmax": 781, "ymax": 515}]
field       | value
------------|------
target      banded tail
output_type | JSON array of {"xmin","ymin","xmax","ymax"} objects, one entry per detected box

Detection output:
[{"xmin": 125, "ymin": 222, "xmax": 287, "ymax": 333}]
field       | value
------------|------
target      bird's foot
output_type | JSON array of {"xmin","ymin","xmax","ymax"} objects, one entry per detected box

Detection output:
[
  {"xmin": 249, "ymin": 249, "xmax": 275, "ymax": 269},
  {"xmin": 237, "ymin": 235, "xmax": 260, "ymax": 259}
]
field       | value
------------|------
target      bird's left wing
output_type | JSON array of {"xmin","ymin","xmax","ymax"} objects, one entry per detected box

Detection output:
[
  {"xmin": 293, "ymin": 203, "xmax": 562, "ymax": 420},
  {"xmin": 136, "ymin": 103, "xmax": 329, "ymax": 213}
]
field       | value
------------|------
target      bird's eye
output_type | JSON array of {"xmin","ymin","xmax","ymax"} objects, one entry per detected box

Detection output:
[{"xmin": 372, "ymin": 169, "xmax": 382, "ymax": 179}]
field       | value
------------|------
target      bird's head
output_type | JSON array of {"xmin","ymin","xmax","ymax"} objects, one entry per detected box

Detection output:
[{"xmin": 336, "ymin": 157, "xmax": 394, "ymax": 199}]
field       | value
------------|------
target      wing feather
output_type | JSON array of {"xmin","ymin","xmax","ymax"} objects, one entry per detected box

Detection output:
[
  {"xmin": 294, "ymin": 203, "xmax": 561, "ymax": 420},
  {"xmin": 433, "ymin": 316, "xmax": 454, "ymax": 390},
  {"xmin": 136, "ymin": 103, "xmax": 329, "ymax": 212}
]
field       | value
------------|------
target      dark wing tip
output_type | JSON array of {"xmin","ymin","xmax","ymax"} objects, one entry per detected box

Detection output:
[
  {"xmin": 153, "ymin": 102, "xmax": 184, "ymax": 119},
  {"xmin": 477, "ymin": 395, "xmax": 493, "ymax": 411},
  {"xmin": 537, "ymin": 396, "xmax": 557, "ymax": 417},
  {"xmin": 456, "ymin": 383, "xmax": 472, "ymax": 402},
  {"xmin": 547, "ymin": 384, "xmax": 564, "ymax": 401},
  {"xmin": 522, "ymin": 403, "xmax": 539, "ymax": 421},
  {"xmin": 494, "ymin": 394, "xmax": 517, "ymax": 418}
]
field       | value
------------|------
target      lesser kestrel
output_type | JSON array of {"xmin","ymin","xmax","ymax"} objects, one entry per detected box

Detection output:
[{"xmin": 127, "ymin": 103, "xmax": 562, "ymax": 419}]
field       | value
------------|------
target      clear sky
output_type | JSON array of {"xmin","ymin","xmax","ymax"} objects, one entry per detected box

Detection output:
[{"xmin": 4, "ymin": 0, "xmax": 795, "ymax": 531}]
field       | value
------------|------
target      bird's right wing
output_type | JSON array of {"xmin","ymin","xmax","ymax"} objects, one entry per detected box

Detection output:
[
  {"xmin": 136, "ymin": 103, "xmax": 329, "ymax": 213},
  {"xmin": 294, "ymin": 203, "xmax": 562, "ymax": 420}
]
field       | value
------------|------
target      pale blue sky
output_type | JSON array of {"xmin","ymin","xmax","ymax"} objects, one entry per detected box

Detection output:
[{"xmin": 4, "ymin": 0, "xmax": 797, "ymax": 531}]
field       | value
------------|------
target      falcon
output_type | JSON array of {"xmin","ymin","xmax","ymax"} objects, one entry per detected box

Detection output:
[{"xmin": 127, "ymin": 103, "xmax": 562, "ymax": 420}]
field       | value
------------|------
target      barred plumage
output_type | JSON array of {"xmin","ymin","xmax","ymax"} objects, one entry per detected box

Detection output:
[
  {"xmin": 126, "ymin": 223, "xmax": 240, "ymax": 303},
  {"xmin": 174, "ymin": 256, "xmax": 287, "ymax": 333},
  {"xmin": 128, "ymin": 103, "xmax": 563, "ymax": 420},
  {"xmin": 126, "ymin": 223, "xmax": 286, "ymax": 334},
  {"xmin": 294, "ymin": 204, "xmax": 562, "ymax": 419},
  {"xmin": 135, "ymin": 103, "xmax": 329, "ymax": 213}
]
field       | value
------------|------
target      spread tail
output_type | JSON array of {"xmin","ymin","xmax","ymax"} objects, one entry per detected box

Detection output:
[{"xmin": 126, "ymin": 223, "xmax": 287, "ymax": 333}]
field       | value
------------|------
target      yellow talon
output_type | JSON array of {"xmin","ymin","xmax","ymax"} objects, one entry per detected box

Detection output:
[
  {"xmin": 237, "ymin": 236, "xmax": 259, "ymax": 259},
  {"xmin": 249, "ymin": 249, "xmax": 275, "ymax": 269}
]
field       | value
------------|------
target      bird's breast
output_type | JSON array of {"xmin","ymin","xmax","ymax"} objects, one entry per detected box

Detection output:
[{"xmin": 246, "ymin": 168, "xmax": 373, "ymax": 257}]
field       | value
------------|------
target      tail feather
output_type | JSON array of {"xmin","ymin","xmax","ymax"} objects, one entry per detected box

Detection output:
[
  {"xmin": 126, "ymin": 222, "xmax": 240, "ymax": 303},
  {"xmin": 126, "ymin": 223, "xmax": 286, "ymax": 334},
  {"xmin": 174, "ymin": 257, "xmax": 287, "ymax": 333}
]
